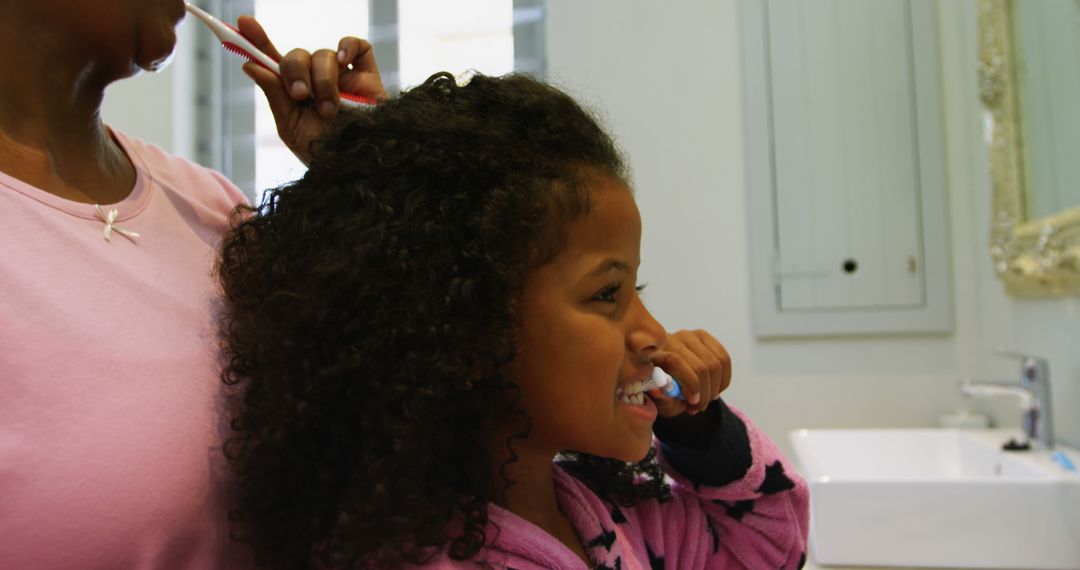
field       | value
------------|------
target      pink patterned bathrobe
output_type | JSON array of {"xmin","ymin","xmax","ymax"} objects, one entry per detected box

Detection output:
[{"xmin": 417, "ymin": 401, "xmax": 810, "ymax": 570}]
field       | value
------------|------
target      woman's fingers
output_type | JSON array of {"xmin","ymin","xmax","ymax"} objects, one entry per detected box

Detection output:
[
  {"xmin": 235, "ymin": 18, "xmax": 386, "ymax": 110},
  {"xmin": 242, "ymin": 62, "xmax": 295, "ymax": 137},
  {"xmin": 280, "ymin": 48, "xmax": 314, "ymax": 101},
  {"xmin": 338, "ymin": 37, "xmax": 375, "ymax": 69},
  {"xmin": 337, "ymin": 37, "xmax": 388, "ymax": 101},
  {"xmin": 236, "ymin": 16, "xmax": 284, "ymax": 61},
  {"xmin": 309, "ymin": 49, "xmax": 342, "ymax": 117},
  {"xmin": 235, "ymin": 16, "xmax": 298, "ymax": 130},
  {"xmin": 234, "ymin": 18, "xmax": 388, "ymax": 164}
]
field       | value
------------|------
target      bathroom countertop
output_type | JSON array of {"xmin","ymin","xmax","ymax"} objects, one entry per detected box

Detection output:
[
  {"xmin": 805, "ymin": 562, "xmax": 1015, "ymax": 570},
  {"xmin": 806, "ymin": 563, "xmax": 916, "ymax": 570}
]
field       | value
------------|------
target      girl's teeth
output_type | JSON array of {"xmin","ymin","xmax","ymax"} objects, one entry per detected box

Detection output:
[
  {"xmin": 617, "ymin": 381, "xmax": 654, "ymax": 405},
  {"xmin": 617, "ymin": 381, "xmax": 645, "ymax": 396},
  {"xmin": 617, "ymin": 392, "xmax": 649, "ymax": 406}
]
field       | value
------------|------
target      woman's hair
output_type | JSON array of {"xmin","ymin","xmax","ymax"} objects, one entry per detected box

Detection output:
[{"xmin": 217, "ymin": 72, "xmax": 670, "ymax": 569}]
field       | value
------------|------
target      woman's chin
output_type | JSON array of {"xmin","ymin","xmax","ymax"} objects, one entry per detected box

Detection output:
[
  {"xmin": 136, "ymin": 28, "xmax": 178, "ymax": 72},
  {"xmin": 140, "ymin": 51, "xmax": 176, "ymax": 73}
]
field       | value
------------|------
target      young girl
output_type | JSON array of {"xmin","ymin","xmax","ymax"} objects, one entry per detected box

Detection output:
[{"xmin": 217, "ymin": 72, "xmax": 809, "ymax": 569}]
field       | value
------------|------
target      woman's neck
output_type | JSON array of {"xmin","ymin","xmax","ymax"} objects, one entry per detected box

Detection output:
[
  {"xmin": 495, "ymin": 449, "xmax": 592, "ymax": 566},
  {"xmin": 0, "ymin": 14, "xmax": 133, "ymax": 204}
]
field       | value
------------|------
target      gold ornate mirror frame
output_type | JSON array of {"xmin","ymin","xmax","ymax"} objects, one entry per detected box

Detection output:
[{"xmin": 979, "ymin": 0, "xmax": 1080, "ymax": 297}]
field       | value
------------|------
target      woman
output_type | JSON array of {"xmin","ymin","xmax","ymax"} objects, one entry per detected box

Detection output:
[{"xmin": 0, "ymin": 1, "xmax": 384, "ymax": 567}]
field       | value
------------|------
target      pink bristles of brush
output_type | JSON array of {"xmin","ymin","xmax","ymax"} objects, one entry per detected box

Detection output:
[{"xmin": 184, "ymin": 3, "xmax": 377, "ymax": 109}]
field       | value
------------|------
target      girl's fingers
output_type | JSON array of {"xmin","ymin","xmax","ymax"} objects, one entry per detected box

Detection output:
[
  {"xmin": 684, "ymin": 330, "xmax": 731, "ymax": 397},
  {"xmin": 663, "ymin": 335, "xmax": 709, "ymax": 412},
  {"xmin": 651, "ymin": 351, "xmax": 701, "ymax": 407},
  {"xmin": 677, "ymin": 332, "xmax": 723, "ymax": 402},
  {"xmin": 699, "ymin": 333, "xmax": 732, "ymax": 395},
  {"xmin": 669, "ymin": 330, "xmax": 732, "ymax": 402},
  {"xmin": 649, "ymin": 386, "xmax": 686, "ymax": 417},
  {"xmin": 678, "ymin": 349, "xmax": 712, "ymax": 414}
]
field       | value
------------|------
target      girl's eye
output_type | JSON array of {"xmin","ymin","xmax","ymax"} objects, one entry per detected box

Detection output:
[
  {"xmin": 592, "ymin": 283, "xmax": 646, "ymax": 304},
  {"xmin": 592, "ymin": 284, "xmax": 621, "ymax": 303}
]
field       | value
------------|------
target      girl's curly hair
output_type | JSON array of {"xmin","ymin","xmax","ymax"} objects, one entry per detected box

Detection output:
[{"xmin": 217, "ymin": 72, "xmax": 671, "ymax": 569}]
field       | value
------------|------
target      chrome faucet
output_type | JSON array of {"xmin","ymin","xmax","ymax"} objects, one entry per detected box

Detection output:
[{"xmin": 959, "ymin": 350, "xmax": 1054, "ymax": 449}]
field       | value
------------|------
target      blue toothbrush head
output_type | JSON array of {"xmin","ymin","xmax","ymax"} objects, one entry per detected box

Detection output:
[
  {"xmin": 649, "ymin": 367, "xmax": 685, "ymax": 401},
  {"xmin": 662, "ymin": 378, "xmax": 683, "ymax": 400}
]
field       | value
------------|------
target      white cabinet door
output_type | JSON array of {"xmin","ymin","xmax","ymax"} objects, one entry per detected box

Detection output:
[{"xmin": 741, "ymin": 0, "xmax": 952, "ymax": 336}]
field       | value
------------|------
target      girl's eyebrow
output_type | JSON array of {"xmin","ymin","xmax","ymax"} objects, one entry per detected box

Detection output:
[{"xmin": 586, "ymin": 259, "xmax": 631, "ymax": 277}]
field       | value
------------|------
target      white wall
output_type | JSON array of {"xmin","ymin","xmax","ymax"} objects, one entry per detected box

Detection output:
[
  {"xmin": 1011, "ymin": 300, "xmax": 1080, "ymax": 447},
  {"xmin": 544, "ymin": 0, "xmax": 1051, "ymax": 460}
]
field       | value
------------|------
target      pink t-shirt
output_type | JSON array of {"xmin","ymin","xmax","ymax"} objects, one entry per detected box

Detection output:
[{"xmin": 0, "ymin": 131, "xmax": 252, "ymax": 568}]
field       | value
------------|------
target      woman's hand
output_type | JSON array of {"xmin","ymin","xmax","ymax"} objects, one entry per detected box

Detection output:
[
  {"xmin": 235, "ymin": 16, "xmax": 388, "ymax": 165},
  {"xmin": 649, "ymin": 329, "xmax": 732, "ymax": 418}
]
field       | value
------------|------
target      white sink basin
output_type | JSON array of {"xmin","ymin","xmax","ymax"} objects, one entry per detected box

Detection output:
[{"xmin": 790, "ymin": 428, "xmax": 1080, "ymax": 569}]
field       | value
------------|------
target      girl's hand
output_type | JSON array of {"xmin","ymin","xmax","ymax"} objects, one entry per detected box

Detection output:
[
  {"xmin": 649, "ymin": 329, "xmax": 732, "ymax": 418},
  {"xmin": 235, "ymin": 16, "xmax": 388, "ymax": 165}
]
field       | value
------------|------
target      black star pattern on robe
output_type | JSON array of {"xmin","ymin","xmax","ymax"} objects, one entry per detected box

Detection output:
[
  {"xmin": 713, "ymin": 498, "xmax": 755, "ymax": 521},
  {"xmin": 586, "ymin": 529, "xmax": 617, "ymax": 551},
  {"xmin": 756, "ymin": 461, "xmax": 796, "ymax": 495},
  {"xmin": 704, "ymin": 511, "xmax": 721, "ymax": 553},
  {"xmin": 645, "ymin": 542, "xmax": 665, "ymax": 569},
  {"xmin": 595, "ymin": 557, "xmax": 622, "ymax": 570},
  {"xmin": 775, "ymin": 551, "xmax": 808, "ymax": 569}
]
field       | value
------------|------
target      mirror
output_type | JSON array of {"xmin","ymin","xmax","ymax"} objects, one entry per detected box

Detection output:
[
  {"xmin": 980, "ymin": 0, "xmax": 1080, "ymax": 296},
  {"xmin": 1012, "ymin": 1, "xmax": 1080, "ymax": 219}
]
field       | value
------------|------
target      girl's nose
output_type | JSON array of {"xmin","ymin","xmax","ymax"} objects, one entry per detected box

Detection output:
[{"xmin": 626, "ymin": 295, "xmax": 667, "ymax": 357}]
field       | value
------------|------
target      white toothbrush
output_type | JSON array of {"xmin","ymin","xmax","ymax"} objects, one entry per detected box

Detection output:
[
  {"xmin": 641, "ymin": 367, "xmax": 686, "ymax": 401},
  {"xmin": 184, "ymin": 3, "xmax": 376, "ymax": 109}
]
